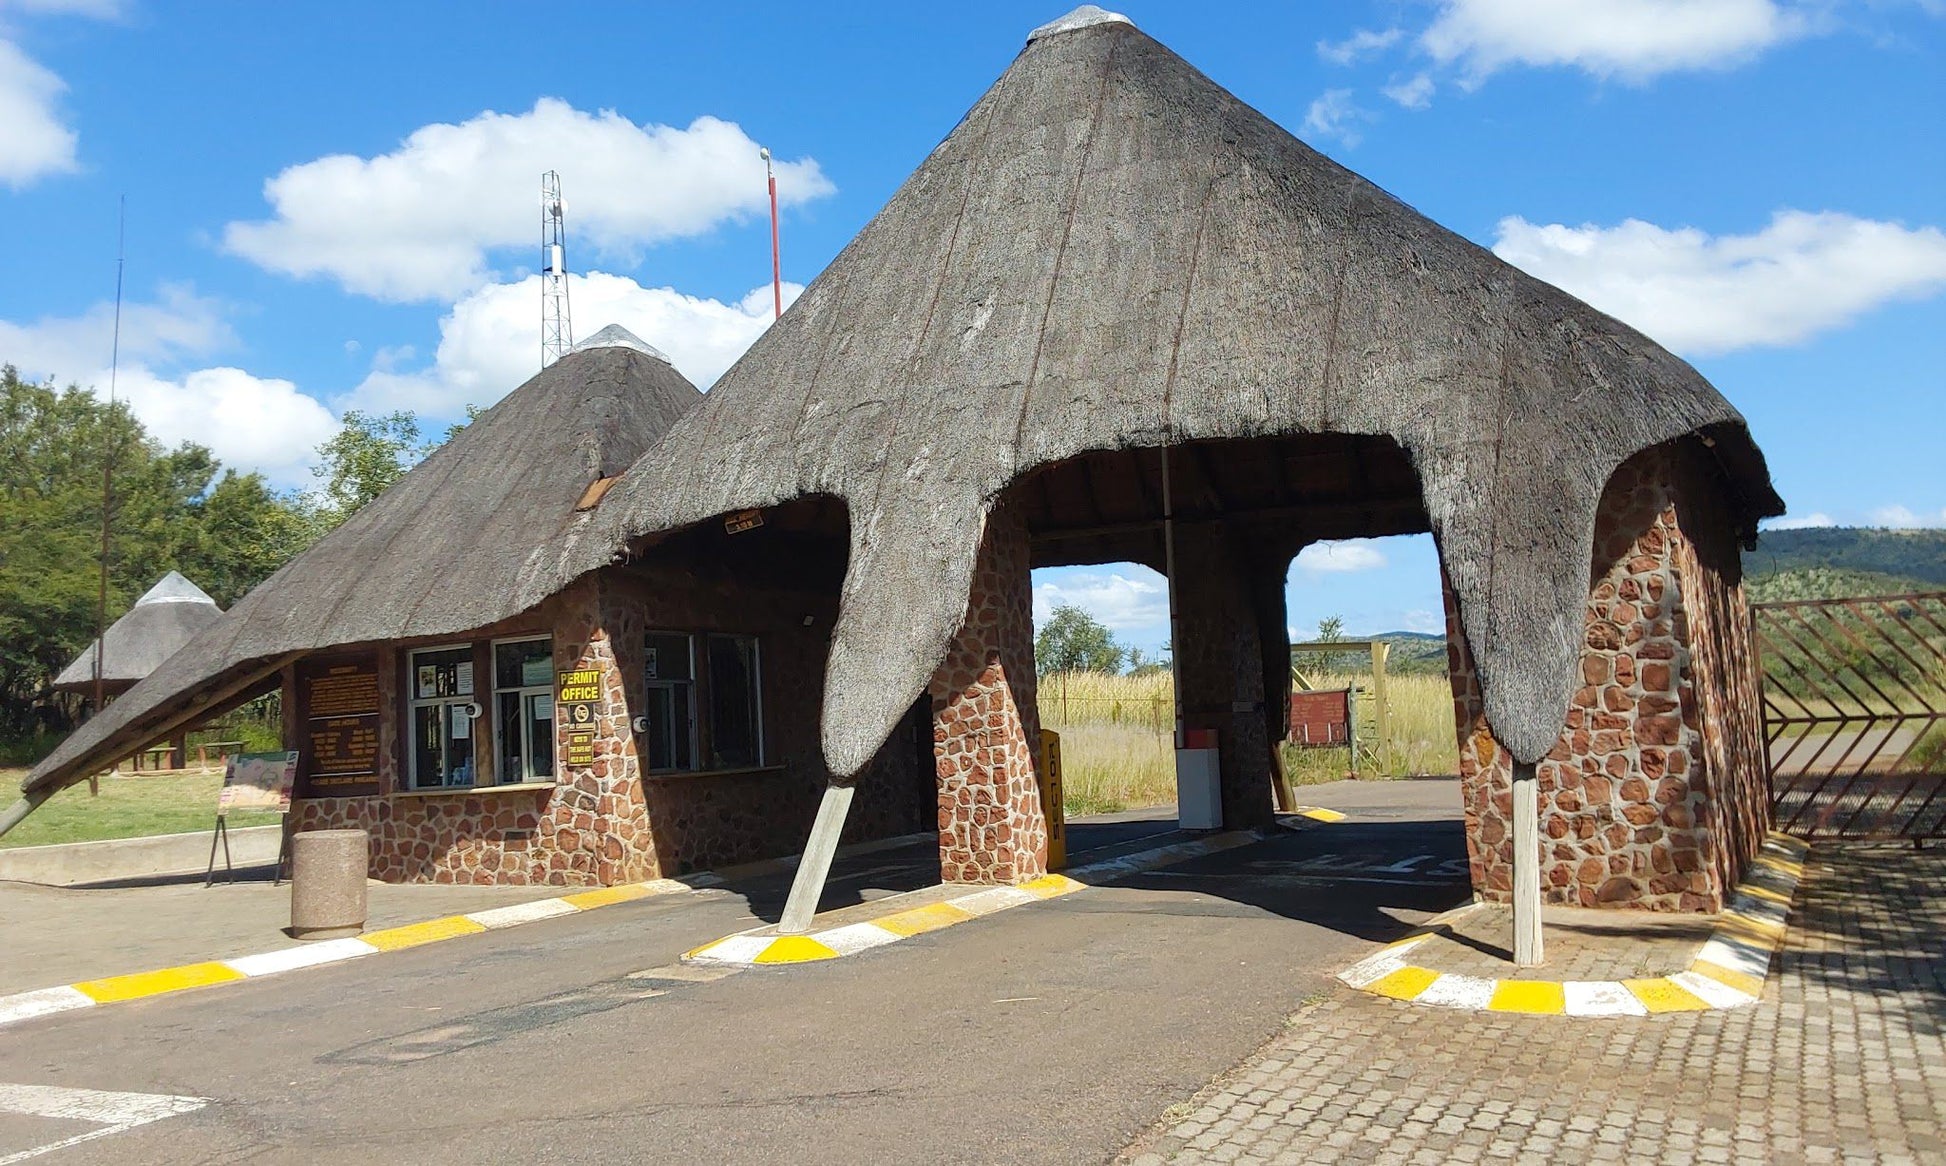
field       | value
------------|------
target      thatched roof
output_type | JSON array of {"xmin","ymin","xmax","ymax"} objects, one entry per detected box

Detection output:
[
  {"xmin": 526, "ymin": 8, "xmax": 1780, "ymax": 770},
  {"xmin": 51, "ymin": 572, "xmax": 222, "ymax": 691},
  {"xmin": 26, "ymin": 332, "xmax": 701, "ymax": 792}
]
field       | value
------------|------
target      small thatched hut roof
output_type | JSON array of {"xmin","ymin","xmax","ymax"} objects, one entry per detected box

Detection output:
[
  {"xmin": 528, "ymin": 7, "xmax": 1780, "ymax": 771},
  {"xmin": 51, "ymin": 572, "xmax": 222, "ymax": 693},
  {"xmin": 26, "ymin": 330, "xmax": 701, "ymax": 792}
]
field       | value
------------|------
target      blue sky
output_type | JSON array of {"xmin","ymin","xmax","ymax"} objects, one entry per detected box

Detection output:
[{"xmin": 2, "ymin": 1, "xmax": 1942, "ymax": 659}]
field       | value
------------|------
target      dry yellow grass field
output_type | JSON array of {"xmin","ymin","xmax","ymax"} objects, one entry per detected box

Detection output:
[{"xmin": 1039, "ymin": 669, "xmax": 1460, "ymax": 815}]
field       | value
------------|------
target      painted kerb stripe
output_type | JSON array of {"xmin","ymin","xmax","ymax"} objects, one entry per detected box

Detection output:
[
  {"xmin": 1334, "ymin": 833, "xmax": 1808, "ymax": 1017},
  {"xmin": 686, "ymin": 826, "xmax": 1277, "ymax": 968},
  {"xmin": 0, "ymin": 875, "xmax": 705, "ymax": 1029}
]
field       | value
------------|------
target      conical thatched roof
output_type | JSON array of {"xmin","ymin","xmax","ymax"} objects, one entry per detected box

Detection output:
[
  {"xmin": 27, "ymin": 332, "xmax": 701, "ymax": 792},
  {"xmin": 527, "ymin": 8, "xmax": 1780, "ymax": 771},
  {"xmin": 51, "ymin": 572, "xmax": 222, "ymax": 691}
]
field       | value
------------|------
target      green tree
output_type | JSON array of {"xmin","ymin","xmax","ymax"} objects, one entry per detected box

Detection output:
[
  {"xmin": 311, "ymin": 409, "xmax": 422, "ymax": 526},
  {"xmin": 1035, "ymin": 604, "xmax": 1126, "ymax": 674},
  {"xmin": 0, "ymin": 366, "xmax": 321, "ymax": 743},
  {"xmin": 180, "ymin": 469, "xmax": 319, "ymax": 606}
]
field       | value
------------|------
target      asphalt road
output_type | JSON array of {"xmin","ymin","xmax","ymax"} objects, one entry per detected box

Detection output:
[{"xmin": 0, "ymin": 779, "xmax": 1468, "ymax": 1166}]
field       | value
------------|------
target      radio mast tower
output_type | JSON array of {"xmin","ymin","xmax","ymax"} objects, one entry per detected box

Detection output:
[{"xmin": 540, "ymin": 171, "xmax": 573, "ymax": 367}]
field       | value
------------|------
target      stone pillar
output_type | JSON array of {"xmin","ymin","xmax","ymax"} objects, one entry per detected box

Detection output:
[
  {"xmin": 1244, "ymin": 542, "xmax": 1294, "ymax": 805},
  {"xmin": 544, "ymin": 575, "xmax": 654, "ymax": 886},
  {"xmin": 1448, "ymin": 444, "xmax": 1768, "ymax": 913},
  {"xmin": 1173, "ymin": 525, "xmax": 1277, "ymax": 830},
  {"xmin": 929, "ymin": 503, "xmax": 1048, "ymax": 885}
]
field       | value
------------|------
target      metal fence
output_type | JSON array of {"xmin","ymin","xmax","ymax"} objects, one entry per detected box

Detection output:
[{"xmin": 1755, "ymin": 593, "xmax": 1946, "ymax": 842}]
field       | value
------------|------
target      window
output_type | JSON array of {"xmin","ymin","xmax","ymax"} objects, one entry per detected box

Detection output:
[
  {"xmin": 494, "ymin": 638, "xmax": 555, "ymax": 784},
  {"xmin": 409, "ymin": 646, "xmax": 476, "ymax": 789},
  {"xmin": 706, "ymin": 634, "xmax": 763, "ymax": 768},
  {"xmin": 642, "ymin": 631, "xmax": 764, "ymax": 772},
  {"xmin": 643, "ymin": 632, "xmax": 697, "ymax": 772}
]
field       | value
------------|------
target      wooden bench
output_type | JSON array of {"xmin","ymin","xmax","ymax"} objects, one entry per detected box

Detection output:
[{"xmin": 195, "ymin": 740, "xmax": 246, "ymax": 772}]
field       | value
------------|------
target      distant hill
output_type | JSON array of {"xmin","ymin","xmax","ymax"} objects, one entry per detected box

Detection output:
[
  {"xmin": 1371, "ymin": 630, "xmax": 1449, "ymax": 676},
  {"xmin": 1745, "ymin": 527, "xmax": 1946, "ymax": 591}
]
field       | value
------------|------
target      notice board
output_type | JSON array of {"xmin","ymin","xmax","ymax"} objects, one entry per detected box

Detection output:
[{"xmin": 297, "ymin": 656, "xmax": 383, "ymax": 797}]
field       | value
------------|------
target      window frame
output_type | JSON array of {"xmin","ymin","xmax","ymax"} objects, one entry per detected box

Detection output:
[
  {"xmin": 406, "ymin": 642, "xmax": 480, "ymax": 791},
  {"xmin": 491, "ymin": 635, "xmax": 557, "ymax": 786},
  {"xmin": 642, "ymin": 630, "xmax": 700, "ymax": 774},
  {"xmin": 703, "ymin": 632, "xmax": 765, "ymax": 770}
]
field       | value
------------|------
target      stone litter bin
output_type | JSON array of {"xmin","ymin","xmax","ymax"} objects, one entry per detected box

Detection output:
[{"xmin": 290, "ymin": 828, "xmax": 369, "ymax": 940}]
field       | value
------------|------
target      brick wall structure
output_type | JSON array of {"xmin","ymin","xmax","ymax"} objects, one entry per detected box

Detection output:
[
  {"xmin": 928, "ymin": 503, "xmax": 1050, "ymax": 885},
  {"xmin": 293, "ymin": 563, "xmax": 931, "ymax": 886},
  {"xmin": 1448, "ymin": 442, "xmax": 1770, "ymax": 911}
]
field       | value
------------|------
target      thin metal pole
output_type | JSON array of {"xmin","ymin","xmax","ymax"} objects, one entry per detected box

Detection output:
[
  {"xmin": 1512, "ymin": 759, "xmax": 1544, "ymax": 966},
  {"xmin": 762, "ymin": 147, "xmax": 781, "ymax": 319},
  {"xmin": 94, "ymin": 196, "xmax": 126, "ymax": 718}
]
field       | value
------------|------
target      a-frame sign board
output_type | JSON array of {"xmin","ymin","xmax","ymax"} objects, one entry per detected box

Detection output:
[{"xmin": 205, "ymin": 751, "xmax": 298, "ymax": 886}]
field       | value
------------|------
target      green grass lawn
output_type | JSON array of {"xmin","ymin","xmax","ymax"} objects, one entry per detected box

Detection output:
[{"xmin": 0, "ymin": 768, "xmax": 281, "ymax": 849}]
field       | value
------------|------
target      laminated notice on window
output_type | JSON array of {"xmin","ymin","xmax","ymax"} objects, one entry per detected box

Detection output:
[
  {"xmin": 417, "ymin": 666, "xmax": 436, "ymax": 699},
  {"xmin": 455, "ymin": 661, "xmax": 474, "ymax": 696},
  {"xmin": 451, "ymin": 704, "xmax": 471, "ymax": 739}
]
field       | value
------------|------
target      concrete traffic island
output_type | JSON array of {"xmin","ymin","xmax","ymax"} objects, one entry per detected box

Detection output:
[
  {"xmin": 289, "ymin": 829, "xmax": 369, "ymax": 940},
  {"xmin": 1336, "ymin": 834, "xmax": 1807, "ymax": 1016}
]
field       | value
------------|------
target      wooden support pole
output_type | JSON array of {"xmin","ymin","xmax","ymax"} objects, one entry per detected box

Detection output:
[
  {"xmin": 0, "ymin": 787, "xmax": 55, "ymax": 841},
  {"xmin": 1370, "ymin": 641, "xmax": 1390, "ymax": 771},
  {"xmin": 778, "ymin": 782, "xmax": 855, "ymax": 935},
  {"xmin": 1512, "ymin": 759, "xmax": 1544, "ymax": 967}
]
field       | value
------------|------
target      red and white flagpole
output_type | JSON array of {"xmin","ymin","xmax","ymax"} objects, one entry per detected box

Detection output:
[{"xmin": 761, "ymin": 146, "xmax": 781, "ymax": 320}]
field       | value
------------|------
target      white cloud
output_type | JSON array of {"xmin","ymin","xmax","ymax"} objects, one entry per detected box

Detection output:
[
  {"xmin": 1318, "ymin": 27, "xmax": 1403, "ymax": 65},
  {"xmin": 1397, "ymin": 609, "xmax": 1448, "ymax": 634},
  {"xmin": 1382, "ymin": 72, "xmax": 1437, "ymax": 109},
  {"xmin": 1761, "ymin": 512, "xmax": 1836, "ymax": 530},
  {"xmin": 1300, "ymin": 89, "xmax": 1373, "ymax": 148},
  {"xmin": 0, "ymin": 283, "xmax": 235, "ymax": 373},
  {"xmin": 1421, "ymin": 0, "xmax": 1814, "ymax": 82},
  {"xmin": 339, "ymin": 271, "xmax": 801, "ymax": 418},
  {"xmin": 224, "ymin": 99, "xmax": 835, "ymax": 303},
  {"xmin": 113, "ymin": 365, "xmax": 338, "ymax": 488},
  {"xmin": 1032, "ymin": 570, "xmax": 1169, "ymax": 637},
  {"xmin": 1294, "ymin": 540, "xmax": 1389, "ymax": 573},
  {"xmin": 1, "ymin": 288, "xmax": 336, "ymax": 488},
  {"xmin": 1870, "ymin": 505, "xmax": 1946, "ymax": 528},
  {"xmin": 1491, "ymin": 210, "xmax": 1946, "ymax": 356},
  {"xmin": 0, "ymin": 37, "xmax": 77, "ymax": 187}
]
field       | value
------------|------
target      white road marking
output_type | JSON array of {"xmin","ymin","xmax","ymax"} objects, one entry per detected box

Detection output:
[
  {"xmin": 1563, "ymin": 981, "xmax": 1649, "ymax": 1017},
  {"xmin": 1671, "ymin": 970, "xmax": 1759, "ymax": 1009},
  {"xmin": 464, "ymin": 899, "xmax": 579, "ymax": 930},
  {"xmin": 0, "ymin": 989, "xmax": 93, "ymax": 1028},
  {"xmin": 223, "ymin": 938, "xmax": 378, "ymax": 977},
  {"xmin": 0, "ymin": 1082, "xmax": 208, "ymax": 1164},
  {"xmin": 1414, "ymin": 973, "xmax": 1495, "ymax": 1010}
]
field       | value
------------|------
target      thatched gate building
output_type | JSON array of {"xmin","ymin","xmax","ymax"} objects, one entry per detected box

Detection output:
[{"xmin": 17, "ymin": 11, "xmax": 1780, "ymax": 928}]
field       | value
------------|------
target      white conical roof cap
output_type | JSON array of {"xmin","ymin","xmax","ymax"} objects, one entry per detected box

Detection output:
[
  {"xmin": 570, "ymin": 324, "xmax": 672, "ymax": 364},
  {"xmin": 1029, "ymin": 6, "xmax": 1132, "ymax": 42},
  {"xmin": 135, "ymin": 571, "xmax": 217, "ymax": 607}
]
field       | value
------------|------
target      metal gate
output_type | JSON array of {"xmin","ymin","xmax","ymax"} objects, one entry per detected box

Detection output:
[{"xmin": 1755, "ymin": 593, "xmax": 1946, "ymax": 842}]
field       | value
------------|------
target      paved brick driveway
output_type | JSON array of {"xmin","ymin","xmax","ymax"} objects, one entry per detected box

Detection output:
[{"xmin": 1123, "ymin": 845, "xmax": 1944, "ymax": 1166}]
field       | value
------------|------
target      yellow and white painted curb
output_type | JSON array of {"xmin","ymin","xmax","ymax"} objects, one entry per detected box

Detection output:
[
  {"xmin": 1337, "ymin": 833, "xmax": 1809, "ymax": 1017},
  {"xmin": 685, "ymin": 827, "xmax": 1279, "ymax": 968},
  {"xmin": 1291, "ymin": 806, "xmax": 1348, "ymax": 823},
  {"xmin": 0, "ymin": 874, "xmax": 716, "ymax": 1030}
]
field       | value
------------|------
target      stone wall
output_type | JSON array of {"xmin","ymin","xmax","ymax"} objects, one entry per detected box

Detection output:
[
  {"xmin": 293, "ymin": 562, "xmax": 932, "ymax": 885},
  {"xmin": 1449, "ymin": 442, "xmax": 1769, "ymax": 912},
  {"xmin": 929, "ymin": 503, "xmax": 1049, "ymax": 885}
]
